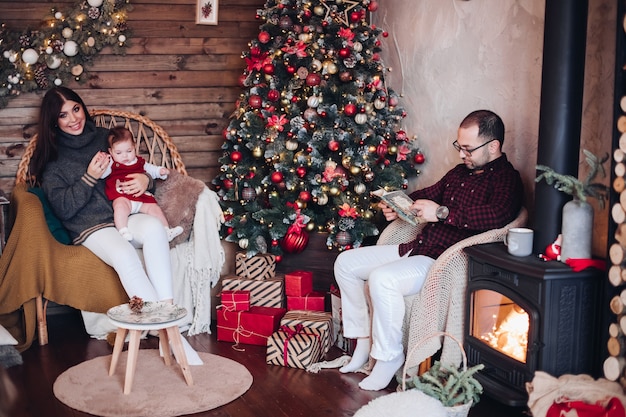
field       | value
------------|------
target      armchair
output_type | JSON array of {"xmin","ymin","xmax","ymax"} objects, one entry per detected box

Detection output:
[
  {"xmin": 0, "ymin": 110, "xmax": 220, "ymax": 351},
  {"xmin": 375, "ymin": 207, "xmax": 528, "ymax": 370}
]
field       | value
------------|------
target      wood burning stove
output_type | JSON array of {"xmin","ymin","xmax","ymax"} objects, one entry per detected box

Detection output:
[{"xmin": 464, "ymin": 243, "xmax": 603, "ymax": 406}]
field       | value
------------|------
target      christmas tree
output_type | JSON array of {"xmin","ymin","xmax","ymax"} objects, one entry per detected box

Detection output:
[{"xmin": 212, "ymin": 0, "xmax": 425, "ymax": 259}]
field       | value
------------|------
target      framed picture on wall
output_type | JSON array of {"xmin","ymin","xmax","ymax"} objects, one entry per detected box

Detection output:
[{"xmin": 196, "ymin": 0, "xmax": 218, "ymax": 25}]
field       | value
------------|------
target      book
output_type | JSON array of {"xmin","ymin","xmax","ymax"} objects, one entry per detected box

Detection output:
[{"xmin": 371, "ymin": 189, "xmax": 423, "ymax": 226}]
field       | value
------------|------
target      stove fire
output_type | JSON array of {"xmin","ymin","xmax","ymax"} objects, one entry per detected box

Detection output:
[{"xmin": 471, "ymin": 289, "xmax": 529, "ymax": 363}]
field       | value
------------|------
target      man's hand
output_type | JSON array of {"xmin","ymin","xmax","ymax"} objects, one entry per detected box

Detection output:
[
  {"xmin": 378, "ymin": 201, "xmax": 399, "ymax": 221},
  {"xmin": 411, "ymin": 199, "xmax": 440, "ymax": 223}
]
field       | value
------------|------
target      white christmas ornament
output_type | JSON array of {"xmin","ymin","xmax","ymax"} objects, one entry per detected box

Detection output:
[
  {"xmin": 63, "ymin": 41, "xmax": 79, "ymax": 57},
  {"xmin": 62, "ymin": 28, "xmax": 73, "ymax": 39},
  {"xmin": 46, "ymin": 55, "xmax": 62, "ymax": 69},
  {"xmin": 87, "ymin": 0, "xmax": 104, "ymax": 6},
  {"xmin": 2, "ymin": 51, "xmax": 10, "ymax": 59},
  {"xmin": 87, "ymin": 37, "xmax": 96, "ymax": 47},
  {"xmin": 45, "ymin": 46, "xmax": 53, "ymax": 54},
  {"xmin": 54, "ymin": 78, "xmax": 62, "ymax": 86},
  {"xmin": 21, "ymin": 48, "xmax": 39, "ymax": 65},
  {"xmin": 118, "ymin": 35, "xmax": 126, "ymax": 43},
  {"xmin": 54, "ymin": 12, "xmax": 62, "ymax": 19}
]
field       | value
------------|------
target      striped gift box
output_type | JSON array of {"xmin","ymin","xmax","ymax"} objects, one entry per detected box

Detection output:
[
  {"xmin": 221, "ymin": 275, "xmax": 284, "ymax": 308},
  {"xmin": 235, "ymin": 252, "xmax": 276, "ymax": 280},
  {"xmin": 266, "ymin": 325, "xmax": 322, "ymax": 369},
  {"xmin": 280, "ymin": 310, "xmax": 334, "ymax": 354}
]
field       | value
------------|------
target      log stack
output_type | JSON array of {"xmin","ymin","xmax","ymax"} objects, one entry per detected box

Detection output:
[{"xmin": 604, "ymin": 7, "xmax": 626, "ymax": 389}]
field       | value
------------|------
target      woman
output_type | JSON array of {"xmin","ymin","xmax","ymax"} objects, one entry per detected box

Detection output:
[{"xmin": 30, "ymin": 87, "xmax": 200, "ymax": 363}]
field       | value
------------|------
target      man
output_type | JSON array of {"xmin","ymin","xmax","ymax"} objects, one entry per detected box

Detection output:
[{"xmin": 334, "ymin": 110, "xmax": 524, "ymax": 390}]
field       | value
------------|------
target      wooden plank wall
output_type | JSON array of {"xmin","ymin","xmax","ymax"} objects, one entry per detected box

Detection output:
[{"xmin": 0, "ymin": 0, "xmax": 263, "ymax": 195}]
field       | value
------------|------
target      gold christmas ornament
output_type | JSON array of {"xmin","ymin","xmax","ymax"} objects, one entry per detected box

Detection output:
[
  {"xmin": 350, "ymin": 165, "xmax": 361, "ymax": 175},
  {"xmin": 329, "ymin": 186, "xmax": 340, "ymax": 196},
  {"xmin": 286, "ymin": 140, "xmax": 299, "ymax": 151},
  {"xmin": 238, "ymin": 238, "xmax": 249, "ymax": 249},
  {"xmin": 252, "ymin": 146, "xmax": 263, "ymax": 158}
]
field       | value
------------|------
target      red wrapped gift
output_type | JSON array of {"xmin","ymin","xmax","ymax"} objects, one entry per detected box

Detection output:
[
  {"xmin": 286, "ymin": 291, "xmax": 325, "ymax": 312},
  {"xmin": 217, "ymin": 306, "xmax": 286, "ymax": 346},
  {"xmin": 285, "ymin": 270, "xmax": 313, "ymax": 297},
  {"xmin": 219, "ymin": 290, "xmax": 250, "ymax": 312}
]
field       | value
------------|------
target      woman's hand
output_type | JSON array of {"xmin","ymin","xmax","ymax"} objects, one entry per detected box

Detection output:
[
  {"xmin": 122, "ymin": 173, "xmax": 150, "ymax": 198},
  {"xmin": 87, "ymin": 152, "xmax": 110, "ymax": 179}
]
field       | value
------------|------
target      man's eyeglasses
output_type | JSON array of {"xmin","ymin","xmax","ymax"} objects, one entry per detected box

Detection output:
[{"xmin": 452, "ymin": 139, "xmax": 496, "ymax": 156}]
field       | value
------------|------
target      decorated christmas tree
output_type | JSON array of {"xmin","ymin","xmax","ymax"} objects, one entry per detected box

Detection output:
[{"xmin": 212, "ymin": 0, "xmax": 425, "ymax": 259}]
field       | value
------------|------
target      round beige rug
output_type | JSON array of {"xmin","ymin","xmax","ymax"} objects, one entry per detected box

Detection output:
[{"xmin": 53, "ymin": 350, "xmax": 252, "ymax": 417}]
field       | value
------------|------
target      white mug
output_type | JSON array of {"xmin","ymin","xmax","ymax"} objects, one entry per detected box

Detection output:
[{"xmin": 504, "ymin": 227, "xmax": 534, "ymax": 257}]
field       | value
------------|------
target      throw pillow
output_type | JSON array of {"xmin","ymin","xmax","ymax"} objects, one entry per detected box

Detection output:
[
  {"xmin": 153, "ymin": 171, "xmax": 206, "ymax": 247},
  {"xmin": 28, "ymin": 187, "xmax": 72, "ymax": 245}
]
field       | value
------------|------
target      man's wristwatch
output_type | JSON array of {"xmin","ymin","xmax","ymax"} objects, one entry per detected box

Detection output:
[{"xmin": 436, "ymin": 205, "xmax": 449, "ymax": 221}]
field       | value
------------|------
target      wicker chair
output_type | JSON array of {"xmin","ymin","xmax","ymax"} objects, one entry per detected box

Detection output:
[
  {"xmin": 374, "ymin": 207, "xmax": 528, "ymax": 370},
  {"xmin": 0, "ymin": 109, "xmax": 187, "ymax": 350}
]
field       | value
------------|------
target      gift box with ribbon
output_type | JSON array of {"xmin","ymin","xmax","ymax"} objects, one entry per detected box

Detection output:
[
  {"xmin": 280, "ymin": 309, "xmax": 334, "ymax": 354},
  {"xmin": 219, "ymin": 290, "xmax": 251, "ymax": 312},
  {"xmin": 266, "ymin": 324, "xmax": 322, "ymax": 369},
  {"xmin": 221, "ymin": 275, "xmax": 284, "ymax": 308},
  {"xmin": 235, "ymin": 252, "xmax": 276, "ymax": 280},
  {"xmin": 217, "ymin": 306, "xmax": 286, "ymax": 347},
  {"xmin": 286, "ymin": 291, "xmax": 325, "ymax": 312},
  {"xmin": 330, "ymin": 284, "xmax": 356, "ymax": 354},
  {"xmin": 285, "ymin": 270, "xmax": 313, "ymax": 297}
]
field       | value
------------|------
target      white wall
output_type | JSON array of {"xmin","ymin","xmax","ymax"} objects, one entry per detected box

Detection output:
[{"xmin": 374, "ymin": 0, "xmax": 615, "ymax": 255}]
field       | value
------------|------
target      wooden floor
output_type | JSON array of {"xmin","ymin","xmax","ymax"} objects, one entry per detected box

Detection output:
[{"xmin": 3, "ymin": 311, "xmax": 530, "ymax": 417}]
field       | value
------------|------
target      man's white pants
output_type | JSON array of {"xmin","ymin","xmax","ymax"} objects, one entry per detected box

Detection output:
[{"xmin": 334, "ymin": 245, "xmax": 434, "ymax": 361}]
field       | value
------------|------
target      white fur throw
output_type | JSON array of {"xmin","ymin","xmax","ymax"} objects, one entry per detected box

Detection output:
[{"xmin": 354, "ymin": 389, "xmax": 446, "ymax": 417}]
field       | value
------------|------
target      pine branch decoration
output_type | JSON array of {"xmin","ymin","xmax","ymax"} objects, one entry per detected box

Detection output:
[{"xmin": 535, "ymin": 149, "xmax": 609, "ymax": 209}]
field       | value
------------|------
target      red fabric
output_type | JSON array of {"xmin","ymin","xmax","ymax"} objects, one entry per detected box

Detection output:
[
  {"xmin": 565, "ymin": 258, "xmax": 606, "ymax": 272},
  {"xmin": 547, "ymin": 397, "xmax": 625, "ymax": 417},
  {"xmin": 104, "ymin": 156, "xmax": 157, "ymax": 203}
]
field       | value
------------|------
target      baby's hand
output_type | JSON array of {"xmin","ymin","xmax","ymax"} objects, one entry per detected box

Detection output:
[{"xmin": 160, "ymin": 167, "xmax": 170, "ymax": 176}]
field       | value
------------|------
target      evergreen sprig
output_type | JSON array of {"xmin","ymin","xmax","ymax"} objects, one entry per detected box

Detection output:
[
  {"xmin": 535, "ymin": 149, "xmax": 609, "ymax": 208},
  {"xmin": 401, "ymin": 360, "xmax": 485, "ymax": 407}
]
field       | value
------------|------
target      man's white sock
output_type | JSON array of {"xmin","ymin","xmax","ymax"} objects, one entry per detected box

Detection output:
[
  {"xmin": 358, "ymin": 353, "xmax": 405, "ymax": 391},
  {"xmin": 339, "ymin": 337, "xmax": 371, "ymax": 373}
]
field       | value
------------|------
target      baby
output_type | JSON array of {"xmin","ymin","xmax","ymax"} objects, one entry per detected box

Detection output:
[{"xmin": 100, "ymin": 126, "xmax": 183, "ymax": 242}]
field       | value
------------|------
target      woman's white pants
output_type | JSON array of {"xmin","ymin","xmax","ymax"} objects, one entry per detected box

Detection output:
[{"xmin": 334, "ymin": 245, "xmax": 434, "ymax": 361}]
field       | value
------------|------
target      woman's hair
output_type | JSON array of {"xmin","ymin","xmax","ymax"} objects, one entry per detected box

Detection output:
[
  {"xmin": 30, "ymin": 87, "xmax": 93, "ymax": 183},
  {"xmin": 460, "ymin": 109, "xmax": 505, "ymax": 146},
  {"xmin": 107, "ymin": 126, "xmax": 135, "ymax": 148}
]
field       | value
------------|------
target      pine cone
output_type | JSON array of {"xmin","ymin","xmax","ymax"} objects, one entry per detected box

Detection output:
[{"xmin": 129, "ymin": 296, "xmax": 144, "ymax": 313}]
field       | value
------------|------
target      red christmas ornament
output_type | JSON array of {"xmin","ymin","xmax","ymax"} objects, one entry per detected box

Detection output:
[
  {"xmin": 230, "ymin": 151, "xmax": 242, "ymax": 162},
  {"xmin": 270, "ymin": 171, "xmax": 284, "ymax": 183},
  {"xmin": 335, "ymin": 230, "xmax": 353, "ymax": 246},
  {"xmin": 238, "ymin": 73, "xmax": 248, "ymax": 87},
  {"xmin": 344, "ymin": 103, "xmax": 357, "ymax": 116},
  {"xmin": 223, "ymin": 179, "xmax": 234, "ymax": 189},
  {"xmin": 275, "ymin": 255, "xmax": 282, "ymax": 263},
  {"xmin": 263, "ymin": 63, "xmax": 275, "ymax": 75},
  {"xmin": 222, "ymin": 128, "xmax": 229, "ymax": 139},
  {"xmin": 258, "ymin": 31, "xmax": 271, "ymax": 44},
  {"xmin": 271, "ymin": 239, "xmax": 279, "ymax": 247},
  {"xmin": 298, "ymin": 190, "xmax": 311, "ymax": 202},
  {"xmin": 248, "ymin": 95, "xmax": 262, "ymax": 108},
  {"xmin": 328, "ymin": 140, "xmax": 340, "ymax": 152},
  {"xmin": 305, "ymin": 73, "xmax": 321, "ymax": 86},
  {"xmin": 303, "ymin": 9, "xmax": 312, "ymax": 19},
  {"xmin": 368, "ymin": 1, "xmax": 379, "ymax": 12},
  {"xmin": 372, "ymin": 53, "xmax": 380, "ymax": 61},
  {"xmin": 281, "ymin": 229, "xmax": 309, "ymax": 254},
  {"xmin": 350, "ymin": 11, "xmax": 361, "ymax": 22},
  {"xmin": 414, "ymin": 152, "xmax": 425, "ymax": 164},
  {"xmin": 377, "ymin": 143, "xmax": 388, "ymax": 157},
  {"xmin": 382, "ymin": 31, "xmax": 389, "ymax": 38},
  {"xmin": 296, "ymin": 166, "xmax": 307, "ymax": 178},
  {"xmin": 226, "ymin": 227, "xmax": 234, "ymax": 235},
  {"xmin": 267, "ymin": 89, "xmax": 280, "ymax": 101},
  {"xmin": 338, "ymin": 48, "xmax": 351, "ymax": 59},
  {"xmin": 286, "ymin": 65, "xmax": 296, "ymax": 74},
  {"xmin": 339, "ymin": 71, "xmax": 352, "ymax": 82}
]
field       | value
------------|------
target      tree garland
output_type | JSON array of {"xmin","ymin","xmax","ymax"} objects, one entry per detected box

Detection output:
[{"xmin": 0, "ymin": 0, "xmax": 133, "ymax": 108}]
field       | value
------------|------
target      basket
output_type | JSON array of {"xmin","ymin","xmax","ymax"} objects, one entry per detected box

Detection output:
[{"xmin": 400, "ymin": 331, "xmax": 474, "ymax": 417}]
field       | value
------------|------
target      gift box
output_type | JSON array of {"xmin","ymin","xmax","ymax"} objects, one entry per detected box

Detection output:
[
  {"xmin": 222, "ymin": 275, "xmax": 284, "ymax": 308},
  {"xmin": 266, "ymin": 324, "xmax": 322, "ymax": 369},
  {"xmin": 235, "ymin": 252, "xmax": 276, "ymax": 280},
  {"xmin": 330, "ymin": 285, "xmax": 356, "ymax": 354},
  {"xmin": 286, "ymin": 291, "xmax": 325, "ymax": 312},
  {"xmin": 280, "ymin": 309, "xmax": 334, "ymax": 353},
  {"xmin": 285, "ymin": 270, "xmax": 313, "ymax": 297},
  {"xmin": 219, "ymin": 290, "xmax": 250, "ymax": 312},
  {"xmin": 217, "ymin": 306, "xmax": 286, "ymax": 346}
]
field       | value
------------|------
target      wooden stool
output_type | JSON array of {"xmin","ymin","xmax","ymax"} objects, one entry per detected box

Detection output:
[{"xmin": 107, "ymin": 303, "xmax": 194, "ymax": 395}]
